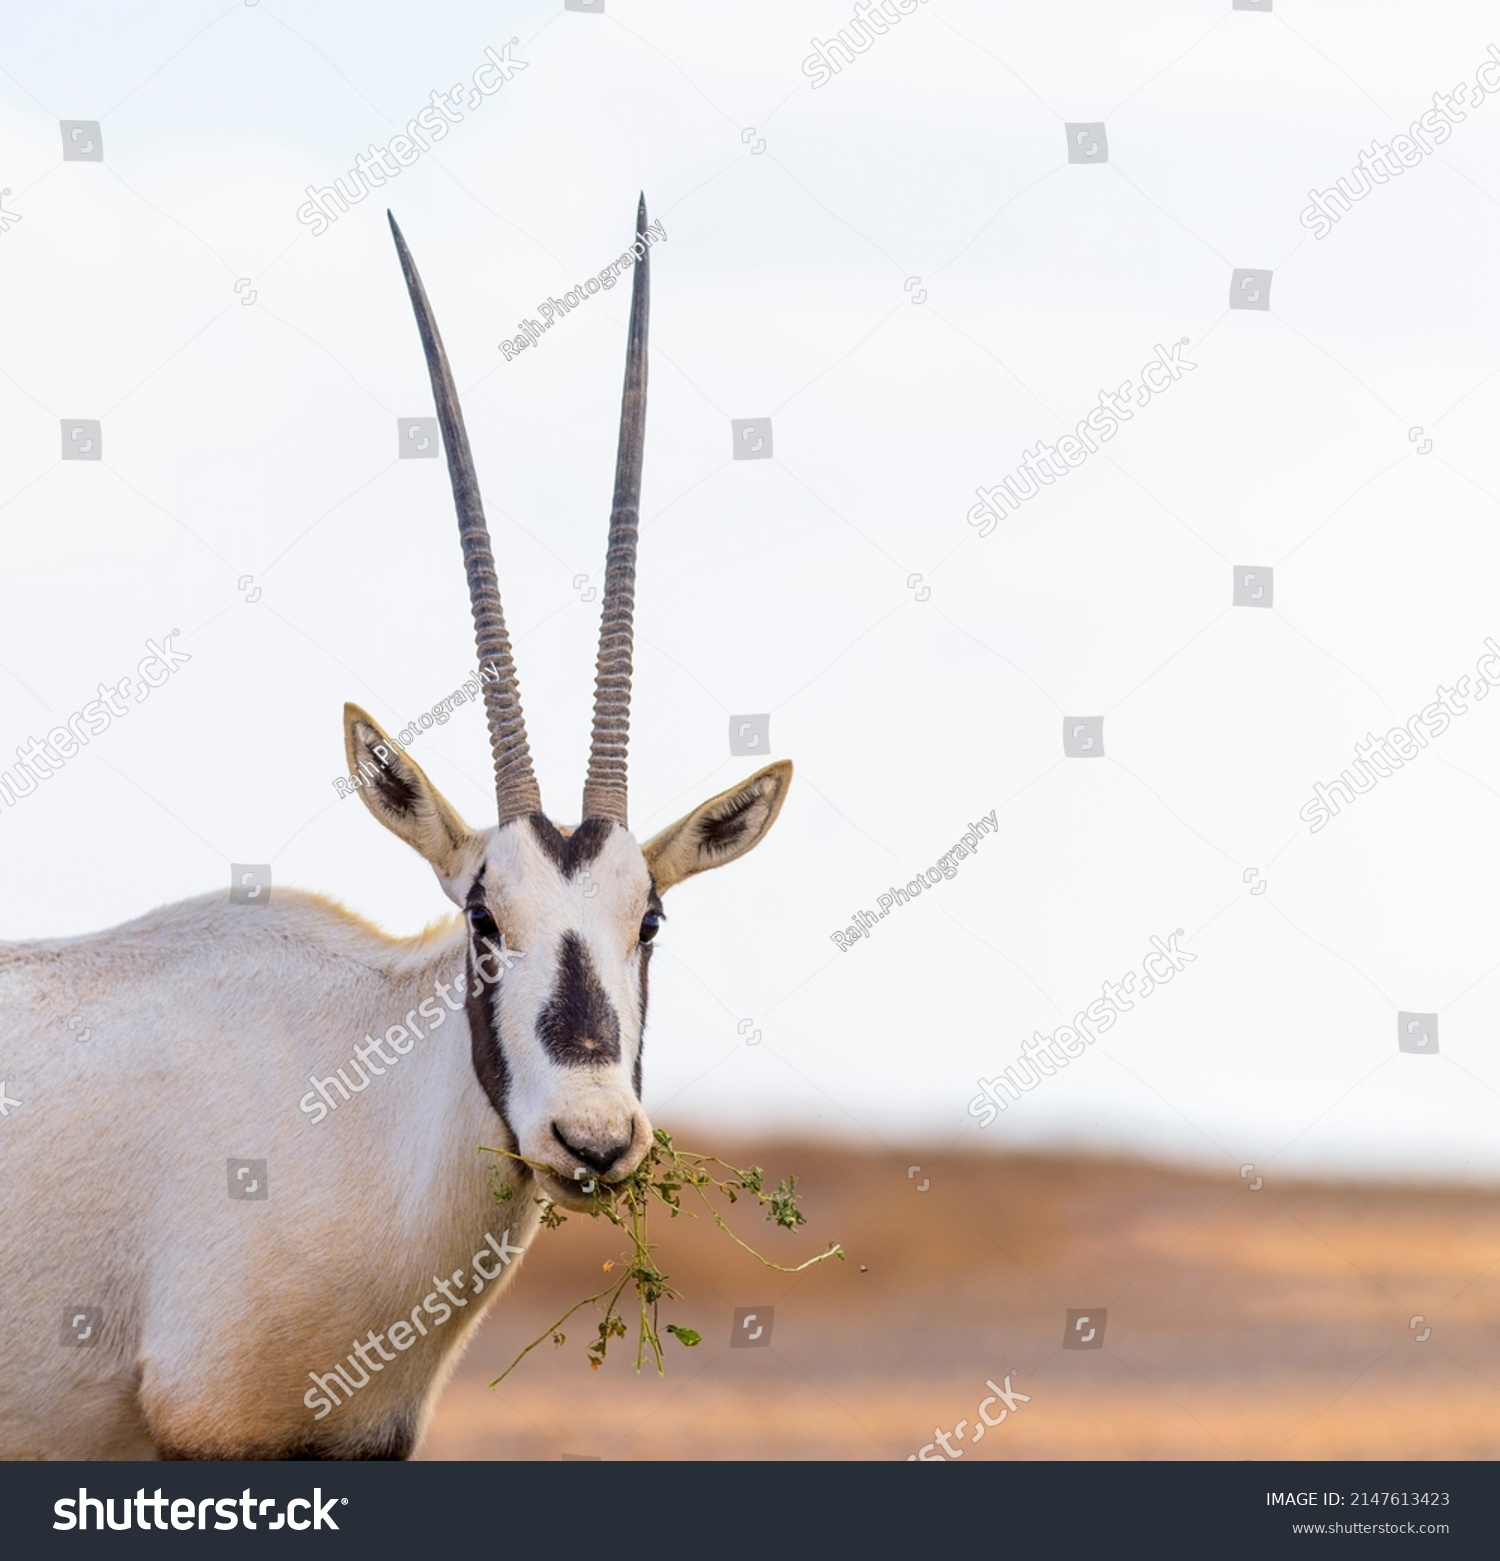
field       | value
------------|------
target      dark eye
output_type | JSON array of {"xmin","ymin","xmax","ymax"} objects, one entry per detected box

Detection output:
[
  {"xmin": 639, "ymin": 912, "xmax": 663, "ymax": 945},
  {"xmin": 467, "ymin": 904, "xmax": 499, "ymax": 941}
]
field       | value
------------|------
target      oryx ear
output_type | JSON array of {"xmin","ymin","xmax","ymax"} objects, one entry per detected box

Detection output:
[
  {"xmin": 643, "ymin": 761, "xmax": 792, "ymax": 893},
  {"xmin": 344, "ymin": 704, "xmax": 478, "ymax": 893}
]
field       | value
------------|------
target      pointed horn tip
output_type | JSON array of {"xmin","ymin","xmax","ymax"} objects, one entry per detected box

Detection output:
[{"xmin": 387, "ymin": 211, "xmax": 416, "ymax": 272}]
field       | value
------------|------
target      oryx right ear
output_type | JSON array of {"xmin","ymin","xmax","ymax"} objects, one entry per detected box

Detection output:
[
  {"xmin": 344, "ymin": 704, "xmax": 480, "ymax": 896},
  {"xmin": 643, "ymin": 760, "xmax": 792, "ymax": 892}
]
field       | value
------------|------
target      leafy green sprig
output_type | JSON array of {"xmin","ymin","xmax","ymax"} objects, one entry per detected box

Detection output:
[{"xmin": 483, "ymin": 1128, "xmax": 842, "ymax": 1382}]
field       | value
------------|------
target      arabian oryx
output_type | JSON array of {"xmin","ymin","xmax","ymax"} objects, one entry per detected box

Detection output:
[{"xmin": 0, "ymin": 199, "xmax": 791, "ymax": 1460}]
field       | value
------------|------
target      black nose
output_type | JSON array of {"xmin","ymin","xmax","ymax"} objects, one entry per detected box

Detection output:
[{"xmin": 552, "ymin": 1123, "xmax": 633, "ymax": 1175}]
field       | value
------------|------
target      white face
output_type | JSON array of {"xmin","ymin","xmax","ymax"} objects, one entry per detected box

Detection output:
[
  {"xmin": 343, "ymin": 705, "xmax": 791, "ymax": 1209},
  {"xmin": 465, "ymin": 815, "xmax": 659, "ymax": 1208}
]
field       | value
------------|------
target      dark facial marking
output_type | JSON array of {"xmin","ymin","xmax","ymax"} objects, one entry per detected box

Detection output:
[
  {"xmin": 465, "ymin": 867, "xmax": 500, "ymax": 939},
  {"xmin": 467, "ymin": 942, "xmax": 515, "ymax": 1136},
  {"xmin": 634, "ymin": 943, "xmax": 650, "ymax": 1097},
  {"xmin": 464, "ymin": 869, "xmax": 514, "ymax": 1135},
  {"xmin": 537, "ymin": 932, "xmax": 621, "ymax": 1067},
  {"xmin": 526, "ymin": 812, "xmax": 616, "ymax": 876}
]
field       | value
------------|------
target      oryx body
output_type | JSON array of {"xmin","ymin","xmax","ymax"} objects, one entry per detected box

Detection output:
[
  {"xmin": 0, "ymin": 200, "xmax": 790, "ymax": 1459},
  {"xmin": 0, "ymin": 891, "xmax": 529, "ymax": 1459}
]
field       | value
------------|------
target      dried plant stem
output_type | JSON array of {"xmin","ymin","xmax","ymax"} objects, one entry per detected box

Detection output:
[{"xmin": 481, "ymin": 1129, "xmax": 842, "ymax": 1384}]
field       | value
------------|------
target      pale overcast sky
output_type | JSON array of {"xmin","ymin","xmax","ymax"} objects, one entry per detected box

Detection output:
[{"xmin": 2, "ymin": 1, "xmax": 1499, "ymax": 1178}]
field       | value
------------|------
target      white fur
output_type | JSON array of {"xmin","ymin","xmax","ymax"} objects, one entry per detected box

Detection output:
[
  {"xmin": 479, "ymin": 822, "xmax": 653, "ymax": 1191},
  {"xmin": 0, "ymin": 748, "xmax": 789, "ymax": 1459},
  {"xmin": 0, "ymin": 883, "xmax": 542, "ymax": 1458}
]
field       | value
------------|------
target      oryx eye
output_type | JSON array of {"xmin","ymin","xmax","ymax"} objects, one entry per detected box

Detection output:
[
  {"xmin": 639, "ymin": 912, "xmax": 663, "ymax": 945},
  {"xmin": 467, "ymin": 903, "xmax": 499, "ymax": 941}
]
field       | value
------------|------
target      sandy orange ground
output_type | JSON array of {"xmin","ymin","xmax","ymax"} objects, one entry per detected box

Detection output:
[{"xmin": 416, "ymin": 1141, "xmax": 1500, "ymax": 1460}]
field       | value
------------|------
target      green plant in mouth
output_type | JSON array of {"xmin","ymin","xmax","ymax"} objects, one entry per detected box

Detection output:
[{"xmin": 482, "ymin": 1128, "xmax": 843, "ymax": 1383}]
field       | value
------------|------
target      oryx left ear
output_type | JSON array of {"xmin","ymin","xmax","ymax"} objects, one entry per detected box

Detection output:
[
  {"xmin": 643, "ymin": 761, "xmax": 792, "ymax": 893},
  {"xmin": 344, "ymin": 703, "xmax": 479, "ymax": 896}
]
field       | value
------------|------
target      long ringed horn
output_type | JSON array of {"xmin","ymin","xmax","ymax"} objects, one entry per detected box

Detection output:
[
  {"xmin": 388, "ymin": 211, "xmax": 542, "ymax": 827},
  {"xmin": 581, "ymin": 194, "xmax": 650, "ymax": 826}
]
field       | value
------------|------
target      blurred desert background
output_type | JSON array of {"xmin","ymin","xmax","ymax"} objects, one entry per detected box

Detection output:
[{"xmin": 418, "ymin": 1137, "xmax": 1500, "ymax": 1460}]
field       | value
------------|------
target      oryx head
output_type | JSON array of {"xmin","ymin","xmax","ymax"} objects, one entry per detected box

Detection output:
[{"xmin": 344, "ymin": 200, "xmax": 791, "ymax": 1209}]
